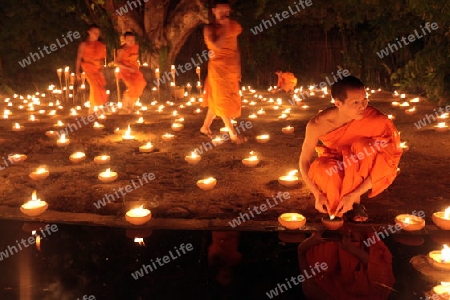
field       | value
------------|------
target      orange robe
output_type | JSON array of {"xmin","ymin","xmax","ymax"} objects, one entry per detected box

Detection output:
[
  {"xmin": 118, "ymin": 44, "xmax": 147, "ymax": 102},
  {"xmin": 81, "ymin": 41, "xmax": 108, "ymax": 106},
  {"xmin": 277, "ymin": 72, "xmax": 297, "ymax": 92},
  {"xmin": 202, "ymin": 21, "xmax": 242, "ymax": 118},
  {"xmin": 305, "ymin": 234, "xmax": 395, "ymax": 299},
  {"xmin": 308, "ymin": 106, "xmax": 403, "ymax": 215}
]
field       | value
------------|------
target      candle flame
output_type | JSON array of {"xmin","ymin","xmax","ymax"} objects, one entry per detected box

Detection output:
[
  {"xmin": 36, "ymin": 167, "xmax": 47, "ymax": 174},
  {"xmin": 404, "ymin": 217, "xmax": 411, "ymax": 224},
  {"xmin": 60, "ymin": 134, "xmax": 66, "ymax": 142},
  {"xmin": 288, "ymin": 170, "xmax": 299, "ymax": 176},
  {"xmin": 291, "ymin": 215, "xmax": 298, "ymax": 221},
  {"xmin": 134, "ymin": 237, "xmax": 145, "ymax": 245},
  {"xmin": 105, "ymin": 168, "xmax": 111, "ymax": 176},
  {"xmin": 14, "ymin": 123, "xmax": 20, "ymax": 129},
  {"xmin": 190, "ymin": 151, "xmax": 198, "ymax": 158},
  {"xmin": 145, "ymin": 142, "xmax": 153, "ymax": 148},
  {"xmin": 115, "ymin": 67, "xmax": 120, "ymax": 73},
  {"xmin": 204, "ymin": 177, "xmax": 215, "ymax": 184},
  {"xmin": 437, "ymin": 122, "xmax": 448, "ymax": 128},
  {"xmin": 31, "ymin": 190, "xmax": 37, "ymax": 201},
  {"xmin": 442, "ymin": 244, "xmax": 450, "ymax": 262},
  {"xmin": 444, "ymin": 207, "xmax": 450, "ymax": 219},
  {"xmin": 330, "ymin": 215, "xmax": 335, "ymax": 220}
]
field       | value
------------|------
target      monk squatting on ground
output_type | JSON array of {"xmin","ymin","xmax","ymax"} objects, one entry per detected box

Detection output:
[{"xmin": 299, "ymin": 76, "xmax": 403, "ymax": 221}]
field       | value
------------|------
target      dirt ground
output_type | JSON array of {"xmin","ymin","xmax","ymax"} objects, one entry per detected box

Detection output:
[{"xmin": 0, "ymin": 87, "xmax": 449, "ymax": 227}]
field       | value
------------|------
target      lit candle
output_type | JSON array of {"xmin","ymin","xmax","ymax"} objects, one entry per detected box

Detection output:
[
  {"xmin": 248, "ymin": 113, "xmax": 257, "ymax": 119},
  {"xmin": 387, "ymin": 114, "xmax": 395, "ymax": 120},
  {"xmin": 57, "ymin": 133, "xmax": 70, "ymax": 147},
  {"xmin": 242, "ymin": 151, "xmax": 260, "ymax": 167},
  {"xmin": 438, "ymin": 113, "xmax": 449, "ymax": 120},
  {"xmin": 256, "ymin": 134, "xmax": 270, "ymax": 143},
  {"xmin": 399, "ymin": 101, "xmax": 410, "ymax": 107},
  {"xmin": 20, "ymin": 190, "xmax": 48, "ymax": 217},
  {"xmin": 12, "ymin": 123, "xmax": 24, "ymax": 132},
  {"xmin": 9, "ymin": 154, "xmax": 27, "ymax": 163},
  {"xmin": 405, "ymin": 107, "xmax": 416, "ymax": 115},
  {"xmin": 171, "ymin": 123, "xmax": 184, "ymax": 131},
  {"xmin": 122, "ymin": 125, "xmax": 135, "ymax": 140},
  {"xmin": 432, "ymin": 282, "xmax": 450, "ymax": 296},
  {"xmin": 185, "ymin": 151, "xmax": 202, "ymax": 165},
  {"xmin": 432, "ymin": 206, "xmax": 450, "ymax": 230},
  {"xmin": 282, "ymin": 126, "xmax": 295, "ymax": 134},
  {"xmin": 278, "ymin": 213, "xmax": 306, "ymax": 230},
  {"xmin": 400, "ymin": 93, "xmax": 406, "ymax": 98},
  {"xmin": 69, "ymin": 152, "xmax": 86, "ymax": 163},
  {"xmin": 29, "ymin": 167, "xmax": 49, "ymax": 181},
  {"xmin": 136, "ymin": 117, "xmax": 144, "ymax": 124},
  {"xmin": 321, "ymin": 215, "xmax": 344, "ymax": 230},
  {"xmin": 435, "ymin": 122, "xmax": 449, "ymax": 132},
  {"xmin": 45, "ymin": 130, "xmax": 58, "ymax": 138},
  {"xmin": 278, "ymin": 170, "xmax": 299, "ymax": 187},
  {"xmin": 98, "ymin": 168, "xmax": 118, "ymax": 183},
  {"xmin": 126, "ymin": 205, "xmax": 152, "ymax": 225},
  {"xmin": 399, "ymin": 141, "xmax": 409, "ymax": 151},
  {"xmin": 139, "ymin": 142, "xmax": 154, "ymax": 153},
  {"xmin": 278, "ymin": 114, "xmax": 288, "ymax": 120},
  {"xmin": 28, "ymin": 115, "xmax": 39, "ymax": 122},
  {"xmin": 428, "ymin": 245, "xmax": 450, "ymax": 271},
  {"xmin": 161, "ymin": 133, "xmax": 175, "ymax": 141},
  {"xmin": 54, "ymin": 120, "xmax": 64, "ymax": 128},
  {"xmin": 395, "ymin": 214, "xmax": 425, "ymax": 231},
  {"xmin": 196, "ymin": 177, "xmax": 217, "ymax": 190},
  {"xmin": 93, "ymin": 122, "xmax": 105, "ymax": 130},
  {"xmin": 94, "ymin": 155, "xmax": 110, "ymax": 164},
  {"xmin": 391, "ymin": 101, "xmax": 400, "ymax": 107}
]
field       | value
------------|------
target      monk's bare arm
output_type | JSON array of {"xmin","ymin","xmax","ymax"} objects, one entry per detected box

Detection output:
[
  {"xmin": 299, "ymin": 121, "xmax": 321, "ymax": 196},
  {"xmin": 204, "ymin": 25, "xmax": 227, "ymax": 51},
  {"xmin": 75, "ymin": 42, "xmax": 85, "ymax": 79},
  {"xmin": 114, "ymin": 49, "xmax": 134, "ymax": 71}
]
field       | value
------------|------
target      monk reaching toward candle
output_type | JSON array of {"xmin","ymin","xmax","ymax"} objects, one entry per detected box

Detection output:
[
  {"xmin": 115, "ymin": 32, "xmax": 147, "ymax": 114},
  {"xmin": 75, "ymin": 25, "xmax": 108, "ymax": 113},
  {"xmin": 299, "ymin": 76, "xmax": 403, "ymax": 221},
  {"xmin": 274, "ymin": 70, "xmax": 297, "ymax": 93},
  {"xmin": 200, "ymin": 0, "xmax": 246, "ymax": 144}
]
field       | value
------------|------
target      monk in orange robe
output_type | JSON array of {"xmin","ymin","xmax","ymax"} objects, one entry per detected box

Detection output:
[
  {"xmin": 200, "ymin": 1, "xmax": 245, "ymax": 144},
  {"xmin": 298, "ymin": 231, "xmax": 395, "ymax": 299},
  {"xmin": 275, "ymin": 70, "xmax": 297, "ymax": 93},
  {"xmin": 75, "ymin": 25, "xmax": 108, "ymax": 113},
  {"xmin": 115, "ymin": 32, "xmax": 147, "ymax": 113},
  {"xmin": 299, "ymin": 76, "xmax": 403, "ymax": 221}
]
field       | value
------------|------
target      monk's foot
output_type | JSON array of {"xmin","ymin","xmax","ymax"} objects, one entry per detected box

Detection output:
[
  {"xmin": 200, "ymin": 127, "xmax": 213, "ymax": 138},
  {"xmin": 350, "ymin": 203, "xmax": 368, "ymax": 222}
]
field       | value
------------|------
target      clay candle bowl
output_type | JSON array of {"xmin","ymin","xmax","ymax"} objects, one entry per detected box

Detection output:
[
  {"xmin": 29, "ymin": 167, "xmax": 49, "ymax": 181},
  {"xmin": 278, "ymin": 170, "xmax": 299, "ymax": 187},
  {"xmin": 12, "ymin": 123, "xmax": 24, "ymax": 132},
  {"xmin": 395, "ymin": 214, "xmax": 425, "ymax": 231},
  {"xmin": 45, "ymin": 130, "xmax": 58, "ymax": 138},
  {"xmin": 93, "ymin": 122, "xmax": 104, "ymax": 130},
  {"xmin": 432, "ymin": 282, "xmax": 450, "ymax": 297},
  {"xmin": 428, "ymin": 245, "xmax": 450, "ymax": 271},
  {"xmin": 53, "ymin": 120, "xmax": 64, "ymax": 128},
  {"xmin": 256, "ymin": 134, "xmax": 270, "ymax": 143},
  {"xmin": 278, "ymin": 213, "xmax": 306, "ymax": 230},
  {"xmin": 321, "ymin": 215, "xmax": 344, "ymax": 230},
  {"xmin": 20, "ymin": 190, "xmax": 48, "ymax": 217},
  {"xmin": 139, "ymin": 142, "xmax": 154, "ymax": 153},
  {"xmin": 282, "ymin": 126, "xmax": 295, "ymax": 134},
  {"xmin": 125, "ymin": 205, "xmax": 152, "ymax": 225},
  {"xmin": 434, "ymin": 122, "xmax": 449, "ymax": 133},
  {"xmin": 69, "ymin": 152, "xmax": 86, "ymax": 163},
  {"xmin": 57, "ymin": 133, "xmax": 70, "ymax": 147},
  {"xmin": 161, "ymin": 133, "xmax": 175, "ymax": 141},
  {"xmin": 432, "ymin": 207, "xmax": 450, "ymax": 230},
  {"xmin": 122, "ymin": 125, "xmax": 135, "ymax": 140},
  {"xmin": 197, "ymin": 177, "xmax": 217, "ymax": 190},
  {"xmin": 405, "ymin": 107, "xmax": 416, "ymax": 115},
  {"xmin": 98, "ymin": 168, "xmax": 118, "ymax": 183},
  {"xmin": 242, "ymin": 151, "xmax": 260, "ymax": 167},
  {"xmin": 171, "ymin": 123, "xmax": 184, "ymax": 132},
  {"xmin": 94, "ymin": 155, "xmax": 110, "ymax": 165},
  {"xmin": 185, "ymin": 151, "xmax": 201, "ymax": 165},
  {"xmin": 10, "ymin": 154, "xmax": 27, "ymax": 163},
  {"xmin": 28, "ymin": 115, "xmax": 40, "ymax": 123}
]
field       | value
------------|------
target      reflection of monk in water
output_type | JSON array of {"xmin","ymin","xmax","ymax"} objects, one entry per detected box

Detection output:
[{"xmin": 298, "ymin": 230, "xmax": 395, "ymax": 300}]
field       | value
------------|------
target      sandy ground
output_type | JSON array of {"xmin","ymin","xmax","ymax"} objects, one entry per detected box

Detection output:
[{"xmin": 0, "ymin": 87, "xmax": 449, "ymax": 228}]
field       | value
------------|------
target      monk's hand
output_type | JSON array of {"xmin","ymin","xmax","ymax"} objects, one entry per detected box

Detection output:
[
  {"xmin": 336, "ymin": 192, "xmax": 358, "ymax": 216},
  {"xmin": 313, "ymin": 192, "xmax": 329, "ymax": 214}
]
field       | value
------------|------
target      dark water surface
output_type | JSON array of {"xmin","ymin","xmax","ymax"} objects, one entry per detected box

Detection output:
[{"xmin": 0, "ymin": 220, "xmax": 446, "ymax": 300}]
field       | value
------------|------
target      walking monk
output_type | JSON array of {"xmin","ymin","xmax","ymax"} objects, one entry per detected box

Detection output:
[
  {"xmin": 75, "ymin": 25, "xmax": 108, "ymax": 113},
  {"xmin": 299, "ymin": 76, "xmax": 403, "ymax": 221},
  {"xmin": 115, "ymin": 32, "xmax": 147, "ymax": 113},
  {"xmin": 200, "ymin": 0, "xmax": 245, "ymax": 144}
]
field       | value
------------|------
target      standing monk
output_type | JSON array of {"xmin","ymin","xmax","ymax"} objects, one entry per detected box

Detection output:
[
  {"xmin": 115, "ymin": 32, "xmax": 147, "ymax": 114},
  {"xmin": 75, "ymin": 25, "xmax": 108, "ymax": 113},
  {"xmin": 200, "ymin": 0, "xmax": 245, "ymax": 144},
  {"xmin": 299, "ymin": 76, "xmax": 403, "ymax": 221}
]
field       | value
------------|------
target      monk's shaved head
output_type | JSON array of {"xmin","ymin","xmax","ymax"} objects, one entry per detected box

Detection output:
[{"xmin": 331, "ymin": 76, "xmax": 365, "ymax": 103}]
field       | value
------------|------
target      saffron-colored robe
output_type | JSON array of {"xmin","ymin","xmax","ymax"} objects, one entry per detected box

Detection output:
[
  {"xmin": 305, "ymin": 234, "xmax": 395, "ymax": 299},
  {"xmin": 118, "ymin": 43, "xmax": 147, "ymax": 103},
  {"xmin": 81, "ymin": 40, "xmax": 108, "ymax": 106},
  {"xmin": 308, "ymin": 106, "xmax": 403, "ymax": 215},
  {"xmin": 277, "ymin": 72, "xmax": 297, "ymax": 92},
  {"xmin": 202, "ymin": 21, "xmax": 242, "ymax": 118}
]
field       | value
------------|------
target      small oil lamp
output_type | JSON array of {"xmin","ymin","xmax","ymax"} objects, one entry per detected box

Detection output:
[
  {"xmin": 20, "ymin": 190, "xmax": 48, "ymax": 217},
  {"xmin": 197, "ymin": 177, "xmax": 217, "ymax": 190},
  {"xmin": 98, "ymin": 168, "xmax": 118, "ymax": 183},
  {"xmin": 278, "ymin": 213, "xmax": 306, "ymax": 230}
]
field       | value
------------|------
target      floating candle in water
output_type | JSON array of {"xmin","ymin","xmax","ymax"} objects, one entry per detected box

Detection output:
[
  {"xmin": 185, "ymin": 151, "xmax": 201, "ymax": 165},
  {"xmin": 171, "ymin": 123, "xmax": 184, "ymax": 131},
  {"xmin": 432, "ymin": 206, "xmax": 450, "ymax": 230},
  {"xmin": 20, "ymin": 190, "xmax": 48, "ymax": 217},
  {"xmin": 278, "ymin": 213, "xmax": 306, "ymax": 230},
  {"xmin": 98, "ymin": 168, "xmax": 118, "ymax": 183},
  {"xmin": 161, "ymin": 133, "xmax": 175, "ymax": 141},
  {"xmin": 122, "ymin": 125, "xmax": 135, "ymax": 140},
  {"xmin": 29, "ymin": 167, "xmax": 49, "ymax": 181},
  {"xmin": 282, "ymin": 126, "xmax": 294, "ymax": 134},
  {"xmin": 57, "ymin": 133, "xmax": 70, "ymax": 147},
  {"xmin": 278, "ymin": 170, "xmax": 299, "ymax": 187},
  {"xmin": 69, "ymin": 152, "xmax": 86, "ymax": 163},
  {"xmin": 242, "ymin": 151, "xmax": 260, "ymax": 167},
  {"xmin": 93, "ymin": 122, "xmax": 104, "ymax": 130},
  {"xmin": 126, "ymin": 205, "xmax": 152, "ymax": 225},
  {"xmin": 94, "ymin": 155, "xmax": 110, "ymax": 164},
  {"xmin": 139, "ymin": 142, "xmax": 154, "ymax": 153},
  {"xmin": 435, "ymin": 122, "xmax": 449, "ymax": 132},
  {"xmin": 197, "ymin": 177, "xmax": 217, "ymax": 190},
  {"xmin": 256, "ymin": 134, "xmax": 270, "ymax": 143}
]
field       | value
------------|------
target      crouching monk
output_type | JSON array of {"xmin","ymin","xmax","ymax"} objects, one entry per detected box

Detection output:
[
  {"xmin": 275, "ymin": 70, "xmax": 297, "ymax": 93},
  {"xmin": 299, "ymin": 76, "xmax": 403, "ymax": 221}
]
